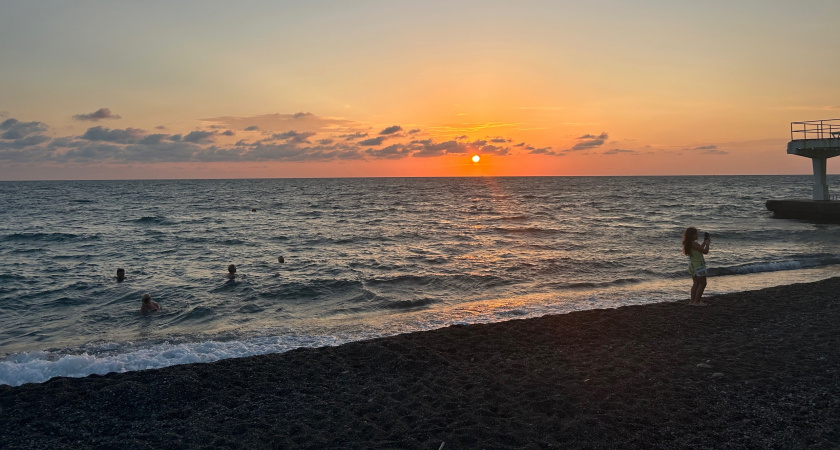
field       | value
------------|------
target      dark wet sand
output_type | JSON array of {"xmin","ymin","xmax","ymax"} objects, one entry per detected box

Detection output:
[{"xmin": 2, "ymin": 278, "xmax": 840, "ymax": 449}]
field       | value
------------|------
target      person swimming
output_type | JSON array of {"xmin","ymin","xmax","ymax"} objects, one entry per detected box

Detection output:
[
  {"xmin": 227, "ymin": 264, "xmax": 237, "ymax": 279},
  {"xmin": 278, "ymin": 256, "xmax": 285, "ymax": 263},
  {"xmin": 140, "ymin": 293, "xmax": 160, "ymax": 313},
  {"xmin": 115, "ymin": 268, "xmax": 125, "ymax": 282}
]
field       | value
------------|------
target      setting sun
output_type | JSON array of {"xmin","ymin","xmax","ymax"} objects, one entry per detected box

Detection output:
[{"xmin": 472, "ymin": 155, "xmax": 480, "ymax": 163}]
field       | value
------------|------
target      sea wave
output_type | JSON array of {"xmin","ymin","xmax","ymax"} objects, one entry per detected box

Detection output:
[
  {"xmin": 381, "ymin": 298, "xmax": 438, "ymax": 309},
  {"xmin": 711, "ymin": 256, "xmax": 840, "ymax": 276},
  {"xmin": 364, "ymin": 273, "xmax": 511, "ymax": 291},
  {"xmin": 540, "ymin": 278, "xmax": 645, "ymax": 290},
  {"xmin": 130, "ymin": 216, "xmax": 173, "ymax": 225},
  {"xmin": 0, "ymin": 334, "xmax": 348, "ymax": 387},
  {"xmin": 1, "ymin": 232, "xmax": 99, "ymax": 242},
  {"xmin": 493, "ymin": 226, "xmax": 561, "ymax": 235}
]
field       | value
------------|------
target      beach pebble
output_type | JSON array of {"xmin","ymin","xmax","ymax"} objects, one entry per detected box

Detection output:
[
  {"xmin": 712, "ymin": 372, "xmax": 724, "ymax": 378},
  {"xmin": 696, "ymin": 363, "xmax": 712, "ymax": 369}
]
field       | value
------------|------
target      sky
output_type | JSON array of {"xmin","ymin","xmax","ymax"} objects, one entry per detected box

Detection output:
[{"xmin": 1, "ymin": 0, "xmax": 839, "ymax": 180}]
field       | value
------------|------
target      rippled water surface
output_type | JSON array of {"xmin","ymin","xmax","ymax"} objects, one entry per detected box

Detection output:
[{"xmin": 2, "ymin": 176, "xmax": 839, "ymax": 385}]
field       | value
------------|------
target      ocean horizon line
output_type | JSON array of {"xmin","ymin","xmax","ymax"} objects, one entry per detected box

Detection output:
[{"xmin": 0, "ymin": 173, "xmax": 832, "ymax": 183}]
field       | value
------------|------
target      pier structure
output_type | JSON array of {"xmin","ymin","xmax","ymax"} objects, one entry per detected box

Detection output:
[
  {"xmin": 786, "ymin": 119, "xmax": 840, "ymax": 200},
  {"xmin": 766, "ymin": 119, "xmax": 840, "ymax": 221}
]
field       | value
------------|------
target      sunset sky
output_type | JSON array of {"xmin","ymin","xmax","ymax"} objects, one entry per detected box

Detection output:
[{"xmin": 2, "ymin": 0, "xmax": 839, "ymax": 180}]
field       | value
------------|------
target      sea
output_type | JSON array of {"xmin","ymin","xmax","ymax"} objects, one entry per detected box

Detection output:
[{"xmin": 2, "ymin": 176, "xmax": 839, "ymax": 386}]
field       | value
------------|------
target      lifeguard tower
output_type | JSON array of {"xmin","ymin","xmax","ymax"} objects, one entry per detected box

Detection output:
[{"xmin": 766, "ymin": 119, "xmax": 840, "ymax": 221}]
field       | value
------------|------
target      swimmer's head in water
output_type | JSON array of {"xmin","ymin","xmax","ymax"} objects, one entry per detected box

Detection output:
[
  {"xmin": 142, "ymin": 293, "xmax": 152, "ymax": 303},
  {"xmin": 278, "ymin": 256, "xmax": 285, "ymax": 263},
  {"xmin": 116, "ymin": 268, "xmax": 125, "ymax": 280},
  {"xmin": 228, "ymin": 264, "xmax": 236, "ymax": 273}
]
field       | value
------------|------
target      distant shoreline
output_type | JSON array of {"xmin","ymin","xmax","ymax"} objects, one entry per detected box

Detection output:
[{"xmin": 3, "ymin": 277, "xmax": 839, "ymax": 448}]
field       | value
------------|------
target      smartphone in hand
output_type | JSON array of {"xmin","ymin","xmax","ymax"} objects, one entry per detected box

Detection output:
[{"xmin": 704, "ymin": 232, "xmax": 710, "ymax": 240}]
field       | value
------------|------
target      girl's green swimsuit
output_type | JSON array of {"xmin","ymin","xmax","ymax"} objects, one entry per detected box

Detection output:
[{"xmin": 688, "ymin": 248, "xmax": 705, "ymax": 276}]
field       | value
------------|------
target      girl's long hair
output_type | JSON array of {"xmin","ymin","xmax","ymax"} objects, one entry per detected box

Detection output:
[{"xmin": 682, "ymin": 227, "xmax": 698, "ymax": 255}]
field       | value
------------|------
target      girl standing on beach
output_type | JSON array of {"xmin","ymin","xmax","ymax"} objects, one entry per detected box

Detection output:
[{"xmin": 683, "ymin": 227, "xmax": 710, "ymax": 306}]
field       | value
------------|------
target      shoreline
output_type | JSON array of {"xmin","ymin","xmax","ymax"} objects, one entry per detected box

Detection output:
[
  {"xmin": 3, "ymin": 277, "xmax": 840, "ymax": 448},
  {"xmin": 4, "ymin": 265, "xmax": 837, "ymax": 388}
]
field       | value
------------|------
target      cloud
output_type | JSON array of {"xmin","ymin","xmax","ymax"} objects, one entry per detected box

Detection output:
[
  {"xmin": 602, "ymin": 148, "xmax": 637, "ymax": 155},
  {"xmin": 687, "ymin": 144, "xmax": 727, "ymax": 154},
  {"xmin": 183, "ymin": 130, "xmax": 215, "ymax": 144},
  {"xmin": 54, "ymin": 143, "xmax": 126, "ymax": 162},
  {"xmin": 72, "ymin": 108, "xmax": 121, "ymax": 121},
  {"xmin": 120, "ymin": 142, "xmax": 202, "ymax": 162},
  {"xmin": 340, "ymin": 132, "xmax": 368, "ymax": 140},
  {"xmin": 1, "ymin": 118, "xmax": 48, "ymax": 140},
  {"xmin": 48, "ymin": 137, "xmax": 83, "ymax": 149},
  {"xmin": 0, "ymin": 111, "xmax": 555, "ymax": 166},
  {"xmin": 359, "ymin": 136, "xmax": 386, "ymax": 146},
  {"xmin": 203, "ymin": 113, "xmax": 359, "ymax": 134},
  {"xmin": 570, "ymin": 140, "xmax": 605, "ymax": 151},
  {"xmin": 139, "ymin": 134, "xmax": 167, "ymax": 145},
  {"xmin": 81, "ymin": 126, "xmax": 145, "ymax": 144},
  {"xmin": 529, "ymin": 147, "xmax": 562, "ymax": 156},
  {"xmin": 476, "ymin": 144, "xmax": 510, "ymax": 156},
  {"xmin": 272, "ymin": 130, "xmax": 316, "ymax": 143},
  {"xmin": 379, "ymin": 125, "xmax": 402, "ymax": 135},
  {"xmin": 577, "ymin": 132, "xmax": 609, "ymax": 140},
  {"xmin": 365, "ymin": 143, "xmax": 411, "ymax": 159},
  {"xmin": 240, "ymin": 142, "xmax": 320, "ymax": 161},
  {"xmin": 569, "ymin": 132, "xmax": 609, "ymax": 151},
  {"xmin": 0, "ymin": 134, "xmax": 51, "ymax": 149},
  {"xmin": 429, "ymin": 121, "xmax": 520, "ymax": 135},
  {"xmin": 411, "ymin": 139, "xmax": 469, "ymax": 157},
  {"xmin": 192, "ymin": 146, "xmax": 248, "ymax": 162}
]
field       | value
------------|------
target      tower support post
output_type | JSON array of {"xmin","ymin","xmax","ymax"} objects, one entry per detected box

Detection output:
[{"xmin": 813, "ymin": 157, "xmax": 829, "ymax": 200}]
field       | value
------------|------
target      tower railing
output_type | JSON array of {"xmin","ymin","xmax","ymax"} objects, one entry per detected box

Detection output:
[{"xmin": 791, "ymin": 119, "xmax": 840, "ymax": 140}]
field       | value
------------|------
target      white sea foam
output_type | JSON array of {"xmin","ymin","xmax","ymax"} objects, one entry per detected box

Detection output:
[
  {"xmin": 727, "ymin": 260, "xmax": 805, "ymax": 274},
  {"xmin": 0, "ymin": 334, "xmax": 349, "ymax": 387}
]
